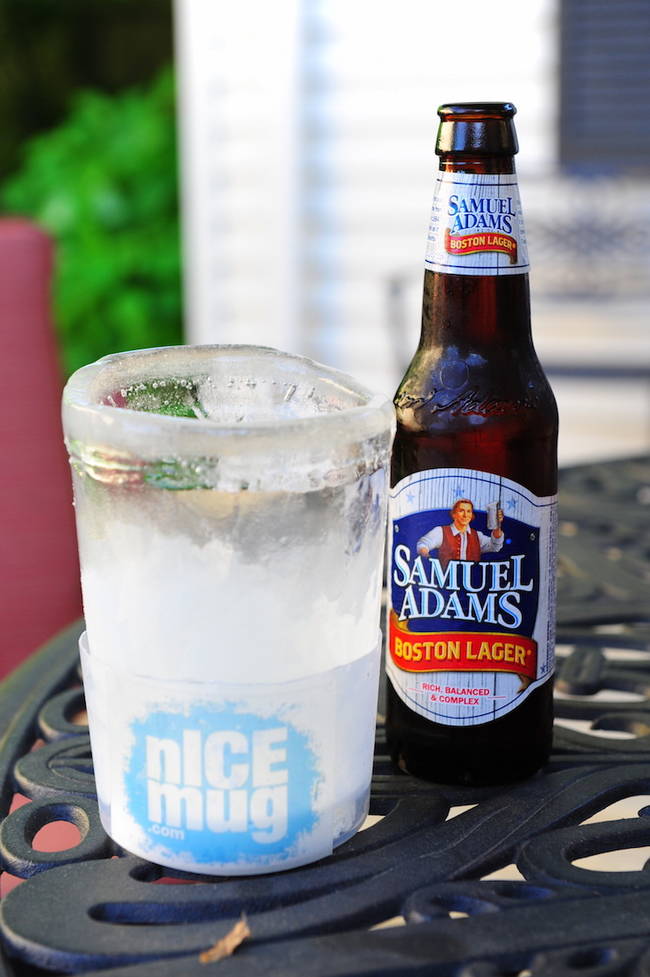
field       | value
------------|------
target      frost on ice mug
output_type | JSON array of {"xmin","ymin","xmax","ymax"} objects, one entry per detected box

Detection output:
[{"xmin": 63, "ymin": 345, "xmax": 394, "ymax": 874}]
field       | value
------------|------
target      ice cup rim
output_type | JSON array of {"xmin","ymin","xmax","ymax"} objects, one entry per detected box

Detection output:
[
  {"xmin": 61, "ymin": 345, "xmax": 395, "ymax": 490},
  {"xmin": 62, "ymin": 344, "xmax": 393, "ymax": 436}
]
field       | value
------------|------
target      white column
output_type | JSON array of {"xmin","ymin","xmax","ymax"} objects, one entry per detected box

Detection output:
[{"xmin": 174, "ymin": 0, "xmax": 302, "ymax": 351}]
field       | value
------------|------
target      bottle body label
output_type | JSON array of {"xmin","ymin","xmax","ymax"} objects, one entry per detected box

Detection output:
[
  {"xmin": 386, "ymin": 468, "xmax": 556, "ymax": 726},
  {"xmin": 425, "ymin": 172, "xmax": 529, "ymax": 276}
]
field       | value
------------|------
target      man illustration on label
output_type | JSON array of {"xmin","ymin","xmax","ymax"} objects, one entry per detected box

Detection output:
[{"xmin": 417, "ymin": 499, "xmax": 504, "ymax": 569}]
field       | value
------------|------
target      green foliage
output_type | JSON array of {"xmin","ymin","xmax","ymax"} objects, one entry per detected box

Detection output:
[
  {"xmin": 1, "ymin": 66, "xmax": 182, "ymax": 376},
  {"xmin": 123, "ymin": 378, "xmax": 207, "ymax": 418}
]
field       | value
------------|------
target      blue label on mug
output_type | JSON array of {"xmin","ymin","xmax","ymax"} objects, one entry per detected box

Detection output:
[{"xmin": 124, "ymin": 703, "xmax": 321, "ymax": 866}]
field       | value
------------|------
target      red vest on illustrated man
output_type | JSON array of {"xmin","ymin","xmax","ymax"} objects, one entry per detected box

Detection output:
[{"xmin": 438, "ymin": 524, "xmax": 482, "ymax": 568}]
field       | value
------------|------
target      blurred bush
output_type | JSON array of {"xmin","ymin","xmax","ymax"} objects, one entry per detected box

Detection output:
[
  {"xmin": 0, "ymin": 67, "xmax": 182, "ymax": 376},
  {"xmin": 0, "ymin": 0, "xmax": 174, "ymax": 180}
]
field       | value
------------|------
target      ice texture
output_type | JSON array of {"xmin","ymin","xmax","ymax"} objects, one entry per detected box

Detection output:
[{"xmin": 75, "ymin": 470, "xmax": 386, "ymax": 682}]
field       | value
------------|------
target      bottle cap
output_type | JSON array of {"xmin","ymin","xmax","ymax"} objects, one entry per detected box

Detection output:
[{"xmin": 436, "ymin": 102, "xmax": 519, "ymax": 156}]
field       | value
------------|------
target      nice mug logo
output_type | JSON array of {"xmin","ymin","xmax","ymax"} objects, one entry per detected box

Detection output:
[{"xmin": 124, "ymin": 704, "xmax": 320, "ymax": 865}]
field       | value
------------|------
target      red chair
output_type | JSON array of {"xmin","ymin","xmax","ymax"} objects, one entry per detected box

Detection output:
[{"xmin": 0, "ymin": 218, "xmax": 82, "ymax": 679}]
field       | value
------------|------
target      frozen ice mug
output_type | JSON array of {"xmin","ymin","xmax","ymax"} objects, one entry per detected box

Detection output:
[{"xmin": 62, "ymin": 345, "xmax": 395, "ymax": 874}]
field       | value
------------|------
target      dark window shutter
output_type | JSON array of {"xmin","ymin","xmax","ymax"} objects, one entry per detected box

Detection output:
[{"xmin": 560, "ymin": 0, "xmax": 650, "ymax": 174}]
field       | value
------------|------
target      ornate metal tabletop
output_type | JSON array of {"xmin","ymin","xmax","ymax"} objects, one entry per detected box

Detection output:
[{"xmin": 1, "ymin": 456, "xmax": 649, "ymax": 977}]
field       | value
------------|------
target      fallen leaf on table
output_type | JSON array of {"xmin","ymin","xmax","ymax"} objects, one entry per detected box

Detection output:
[{"xmin": 199, "ymin": 916, "xmax": 251, "ymax": 965}]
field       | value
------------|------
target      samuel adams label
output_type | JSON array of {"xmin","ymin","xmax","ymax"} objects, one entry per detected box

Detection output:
[{"xmin": 386, "ymin": 468, "xmax": 556, "ymax": 727}]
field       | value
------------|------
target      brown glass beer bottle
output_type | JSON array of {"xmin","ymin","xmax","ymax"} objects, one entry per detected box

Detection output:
[{"xmin": 385, "ymin": 103, "xmax": 558, "ymax": 786}]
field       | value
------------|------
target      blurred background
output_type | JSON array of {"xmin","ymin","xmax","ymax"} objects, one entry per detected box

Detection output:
[
  {"xmin": 0, "ymin": 0, "xmax": 648, "ymax": 671},
  {"xmin": 1, "ymin": 0, "xmax": 648, "ymax": 464}
]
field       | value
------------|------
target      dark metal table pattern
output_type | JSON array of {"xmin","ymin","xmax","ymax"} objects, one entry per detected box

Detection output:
[{"xmin": 1, "ymin": 456, "xmax": 649, "ymax": 977}]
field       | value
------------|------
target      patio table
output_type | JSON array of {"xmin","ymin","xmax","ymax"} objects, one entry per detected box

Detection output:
[{"xmin": 1, "ymin": 455, "xmax": 649, "ymax": 977}]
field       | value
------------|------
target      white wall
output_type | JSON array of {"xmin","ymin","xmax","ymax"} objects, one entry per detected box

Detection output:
[
  {"xmin": 174, "ymin": 0, "xmax": 557, "ymax": 366},
  {"xmin": 174, "ymin": 0, "xmax": 302, "ymax": 351}
]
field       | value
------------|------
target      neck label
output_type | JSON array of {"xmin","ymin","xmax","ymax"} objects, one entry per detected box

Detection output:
[{"xmin": 425, "ymin": 173, "xmax": 529, "ymax": 276}]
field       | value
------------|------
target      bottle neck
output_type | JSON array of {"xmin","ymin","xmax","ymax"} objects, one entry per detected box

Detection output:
[
  {"xmin": 438, "ymin": 155, "xmax": 516, "ymax": 176},
  {"xmin": 420, "ymin": 152, "xmax": 531, "ymax": 349},
  {"xmin": 419, "ymin": 270, "xmax": 532, "ymax": 349}
]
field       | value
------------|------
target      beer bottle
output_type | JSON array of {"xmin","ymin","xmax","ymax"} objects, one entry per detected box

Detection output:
[{"xmin": 385, "ymin": 103, "xmax": 558, "ymax": 786}]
